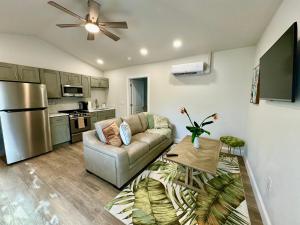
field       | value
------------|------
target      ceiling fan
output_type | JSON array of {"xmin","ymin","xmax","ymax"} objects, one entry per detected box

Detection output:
[{"xmin": 48, "ymin": 0, "xmax": 128, "ymax": 41}]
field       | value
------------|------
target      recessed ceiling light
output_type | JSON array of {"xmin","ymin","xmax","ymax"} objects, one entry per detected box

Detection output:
[
  {"xmin": 140, "ymin": 48, "xmax": 148, "ymax": 56},
  {"xmin": 85, "ymin": 23, "xmax": 100, "ymax": 33},
  {"xmin": 97, "ymin": 59, "xmax": 104, "ymax": 64},
  {"xmin": 173, "ymin": 39, "xmax": 182, "ymax": 48},
  {"xmin": 128, "ymin": 57, "xmax": 132, "ymax": 61}
]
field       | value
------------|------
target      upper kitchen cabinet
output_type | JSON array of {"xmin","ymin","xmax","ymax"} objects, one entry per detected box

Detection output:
[
  {"xmin": 0, "ymin": 62, "xmax": 18, "ymax": 81},
  {"xmin": 60, "ymin": 72, "xmax": 82, "ymax": 86},
  {"xmin": 82, "ymin": 75, "xmax": 91, "ymax": 98},
  {"xmin": 40, "ymin": 69, "xmax": 62, "ymax": 99},
  {"xmin": 91, "ymin": 77, "xmax": 109, "ymax": 88},
  {"xmin": 100, "ymin": 78, "xmax": 109, "ymax": 88},
  {"xmin": 17, "ymin": 65, "xmax": 40, "ymax": 83}
]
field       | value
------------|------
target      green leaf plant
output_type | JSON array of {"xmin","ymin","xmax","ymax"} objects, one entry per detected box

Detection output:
[{"xmin": 180, "ymin": 107, "xmax": 218, "ymax": 143}]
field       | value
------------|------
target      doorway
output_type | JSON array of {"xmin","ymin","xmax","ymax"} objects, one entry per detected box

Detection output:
[{"xmin": 129, "ymin": 77, "xmax": 148, "ymax": 115}]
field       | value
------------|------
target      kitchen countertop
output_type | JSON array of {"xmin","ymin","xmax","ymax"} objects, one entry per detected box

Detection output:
[
  {"xmin": 49, "ymin": 113, "xmax": 69, "ymax": 118},
  {"xmin": 88, "ymin": 108, "xmax": 115, "ymax": 112}
]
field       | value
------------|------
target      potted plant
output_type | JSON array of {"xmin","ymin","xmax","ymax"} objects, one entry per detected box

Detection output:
[{"xmin": 180, "ymin": 107, "xmax": 218, "ymax": 149}]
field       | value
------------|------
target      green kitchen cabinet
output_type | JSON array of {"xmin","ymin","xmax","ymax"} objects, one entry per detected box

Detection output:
[
  {"xmin": 60, "ymin": 72, "xmax": 82, "ymax": 86},
  {"xmin": 100, "ymin": 78, "xmax": 109, "ymax": 88},
  {"xmin": 50, "ymin": 116, "xmax": 70, "ymax": 146},
  {"xmin": 91, "ymin": 77, "xmax": 101, "ymax": 88},
  {"xmin": 90, "ymin": 112, "xmax": 97, "ymax": 129},
  {"xmin": 17, "ymin": 65, "xmax": 40, "ymax": 83},
  {"xmin": 40, "ymin": 69, "xmax": 62, "ymax": 98},
  {"xmin": 97, "ymin": 111, "xmax": 106, "ymax": 121},
  {"xmin": 0, "ymin": 62, "xmax": 18, "ymax": 81},
  {"xmin": 104, "ymin": 109, "xmax": 115, "ymax": 120},
  {"xmin": 82, "ymin": 75, "xmax": 91, "ymax": 98},
  {"xmin": 91, "ymin": 77, "xmax": 109, "ymax": 88}
]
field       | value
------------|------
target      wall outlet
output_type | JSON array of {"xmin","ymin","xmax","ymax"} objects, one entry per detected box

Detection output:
[{"xmin": 266, "ymin": 176, "xmax": 272, "ymax": 193}]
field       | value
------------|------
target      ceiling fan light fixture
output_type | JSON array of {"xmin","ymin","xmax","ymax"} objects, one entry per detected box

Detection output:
[{"xmin": 85, "ymin": 23, "xmax": 100, "ymax": 33}]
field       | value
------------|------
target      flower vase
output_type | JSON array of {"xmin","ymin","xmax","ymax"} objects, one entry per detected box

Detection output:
[{"xmin": 193, "ymin": 137, "xmax": 200, "ymax": 150}]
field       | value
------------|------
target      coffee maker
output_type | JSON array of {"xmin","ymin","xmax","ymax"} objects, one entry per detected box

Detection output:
[{"xmin": 79, "ymin": 101, "xmax": 88, "ymax": 110}]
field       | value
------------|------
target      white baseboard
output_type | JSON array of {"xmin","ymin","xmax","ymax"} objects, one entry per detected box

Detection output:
[{"xmin": 244, "ymin": 157, "xmax": 272, "ymax": 225}]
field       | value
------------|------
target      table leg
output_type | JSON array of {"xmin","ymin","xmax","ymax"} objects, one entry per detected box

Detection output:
[
  {"xmin": 189, "ymin": 168, "xmax": 193, "ymax": 186},
  {"xmin": 185, "ymin": 166, "xmax": 189, "ymax": 185}
]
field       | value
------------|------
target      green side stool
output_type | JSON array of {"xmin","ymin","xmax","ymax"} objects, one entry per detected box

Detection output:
[{"xmin": 220, "ymin": 136, "xmax": 245, "ymax": 155}]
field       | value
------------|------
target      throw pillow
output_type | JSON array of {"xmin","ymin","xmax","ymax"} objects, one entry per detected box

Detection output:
[
  {"xmin": 154, "ymin": 115, "xmax": 169, "ymax": 129},
  {"xmin": 95, "ymin": 122, "xmax": 107, "ymax": 143},
  {"xmin": 119, "ymin": 121, "xmax": 132, "ymax": 145},
  {"xmin": 147, "ymin": 114, "xmax": 155, "ymax": 129},
  {"xmin": 102, "ymin": 122, "xmax": 122, "ymax": 147}
]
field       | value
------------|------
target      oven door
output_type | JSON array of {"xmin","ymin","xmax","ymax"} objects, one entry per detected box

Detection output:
[
  {"xmin": 69, "ymin": 116, "xmax": 91, "ymax": 134},
  {"xmin": 62, "ymin": 85, "xmax": 83, "ymax": 97}
]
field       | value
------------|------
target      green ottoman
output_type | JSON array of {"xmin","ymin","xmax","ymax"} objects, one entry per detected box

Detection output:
[{"xmin": 220, "ymin": 136, "xmax": 245, "ymax": 155}]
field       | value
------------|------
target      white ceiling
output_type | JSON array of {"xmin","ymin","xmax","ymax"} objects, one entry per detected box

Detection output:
[{"xmin": 0, "ymin": 0, "xmax": 282, "ymax": 71}]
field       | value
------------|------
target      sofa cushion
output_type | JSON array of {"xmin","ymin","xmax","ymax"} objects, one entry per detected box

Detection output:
[
  {"xmin": 122, "ymin": 115, "xmax": 143, "ymax": 135},
  {"xmin": 138, "ymin": 113, "xmax": 148, "ymax": 131},
  {"xmin": 154, "ymin": 115, "xmax": 169, "ymax": 129},
  {"xmin": 146, "ymin": 128, "xmax": 172, "ymax": 140},
  {"xmin": 95, "ymin": 118, "xmax": 122, "ymax": 143},
  {"xmin": 122, "ymin": 141, "xmax": 149, "ymax": 164},
  {"xmin": 119, "ymin": 121, "xmax": 132, "ymax": 145},
  {"xmin": 132, "ymin": 132, "xmax": 165, "ymax": 149}
]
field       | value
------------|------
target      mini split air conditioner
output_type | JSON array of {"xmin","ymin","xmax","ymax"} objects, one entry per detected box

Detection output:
[{"xmin": 171, "ymin": 62, "xmax": 205, "ymax": 75}]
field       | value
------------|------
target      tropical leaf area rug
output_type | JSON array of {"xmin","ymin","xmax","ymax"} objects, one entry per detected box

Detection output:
[{"xmin": 105, "ymin": 152, "xmax": 251, "ymax": 225}]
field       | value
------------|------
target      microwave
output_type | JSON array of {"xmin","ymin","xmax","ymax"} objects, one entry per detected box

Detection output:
[{"xmin": 62, "ymin": 85, "xmax": 83, "ymax": 97}]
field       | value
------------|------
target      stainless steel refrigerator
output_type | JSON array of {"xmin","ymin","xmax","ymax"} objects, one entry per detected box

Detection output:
[{"xmin": 0, "ymin": 82, "xmax": 52, "ymax": 164}]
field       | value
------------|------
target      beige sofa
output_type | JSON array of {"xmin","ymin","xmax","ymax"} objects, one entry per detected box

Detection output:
[{"xmin": 83, "ymin": 113, "xmax": 173, "ymax": 188}]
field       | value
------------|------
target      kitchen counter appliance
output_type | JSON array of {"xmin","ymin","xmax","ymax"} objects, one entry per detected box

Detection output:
[
  {"xmin": 58, "ymin": 109, "xmax": 91, "ymax": 143},
  {"xmin": 0, "ymin": 82, "xmax": 52, "ymax": 164}
]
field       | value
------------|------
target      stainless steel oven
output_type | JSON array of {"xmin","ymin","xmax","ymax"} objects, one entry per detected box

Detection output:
[{"xmin": 62, "ymin": 85, "xmax": 83, "ymax": 97}]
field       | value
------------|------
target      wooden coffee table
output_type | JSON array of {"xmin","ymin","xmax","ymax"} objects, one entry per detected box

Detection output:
[{"xmin": 164, "ymin": 136, "xmax": 221, "ymax": 191}]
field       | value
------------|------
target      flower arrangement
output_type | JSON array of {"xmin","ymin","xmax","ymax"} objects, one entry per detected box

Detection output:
[{"xmin": 180, "ymin": 107, "xmax": 218, "ymax": 144}]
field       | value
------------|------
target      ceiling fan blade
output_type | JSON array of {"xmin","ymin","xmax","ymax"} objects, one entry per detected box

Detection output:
[
  {"xmin": 100, "ymin": 28, "xmax": 120, "ymax": 41},
  {"xmin": 48, "ymin": 1, "xmax": 86, "ymax": 22},
  {"xmin": 87, "ymin": 32, "xmax": 95, "ymax": 40},
  {"xmin": 56, "ymin": 24, "xmax": 83, "ymax": 28},
  {"xmin": 88, "ymin": 0, "xmax": 101, "ymax": 23},
  {"xmin": 99, "ymin": 22, "xmax": 128, "ymax": 29}
]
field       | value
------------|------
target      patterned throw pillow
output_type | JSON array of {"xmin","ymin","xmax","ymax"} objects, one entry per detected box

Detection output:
[
  {"xmin": 154, "ymin": 115, "xmax": 169, "ymax": 129},
  {"xmin": 95, "ymin": 122, "xmax": 107, "ymax": 143},
  {"xmin": 119, "ymin": 121, "xmax": 132, "ymax": 146},
  {"xmin": 102, "ymin": 122, "xmax": 122, "ymax": 147},
  {"xmin": 147, "ymin": 114, "xmax": 155, "ymax": 129}
]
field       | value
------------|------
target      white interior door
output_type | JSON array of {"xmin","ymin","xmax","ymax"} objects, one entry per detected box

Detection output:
[{"xmin": 130, "ymin": 79, "xmax": 145, "ymax": 114}]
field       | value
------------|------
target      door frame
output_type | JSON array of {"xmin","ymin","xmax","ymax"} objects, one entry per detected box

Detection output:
[{"xmin": 127, "ymin": 75, "xmax": 150, "ymax": 116}]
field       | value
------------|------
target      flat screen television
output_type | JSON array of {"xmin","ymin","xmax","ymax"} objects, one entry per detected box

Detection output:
[{"xmin": 259, "ymin": 22, "xmax": 298, "ymax": 102}]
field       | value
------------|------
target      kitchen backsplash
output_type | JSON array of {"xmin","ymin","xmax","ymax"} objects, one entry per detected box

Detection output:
[{"xmin": 48, "ymin": 89, "xmax": 107, "ymax": 113}]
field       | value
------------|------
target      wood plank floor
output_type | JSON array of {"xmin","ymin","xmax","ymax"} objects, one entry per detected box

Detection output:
[{"xmin": 0, "ymin": 142, "xmax": 263, "ymax": 225}]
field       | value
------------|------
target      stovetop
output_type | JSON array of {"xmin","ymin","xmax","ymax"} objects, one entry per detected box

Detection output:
[{"xmin": 58, "ymin": 109, "xmax": 90, "ymax": 118}]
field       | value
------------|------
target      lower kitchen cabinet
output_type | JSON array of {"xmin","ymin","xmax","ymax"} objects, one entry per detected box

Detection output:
[
  {"xmin": 90, "ymin": 109, "xmax": 116, "ymax": 129},
  {"xmin": 50, "ymin": 116, "xmax": 70, "ymax": 146},
  {"xmin": 90, "ymin": 112, "xmax": 97, "ymax": 129}
]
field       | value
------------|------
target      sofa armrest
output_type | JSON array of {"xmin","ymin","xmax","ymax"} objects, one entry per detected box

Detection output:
[{"xmin": 83, "ymin": 130, "xmax": 129, "ymax": 168}]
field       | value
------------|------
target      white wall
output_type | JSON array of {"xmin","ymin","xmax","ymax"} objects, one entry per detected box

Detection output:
[
  {"xmin": 105, "ymin": 47, "xmax": 255, "ymax": 140},
  {"xmin": 247, "ymin": 0, "xmax": 300, "ymax": 224},
  {"xmin": 0, "ymin": 33, "xmax": 106, "ymax": 112}
]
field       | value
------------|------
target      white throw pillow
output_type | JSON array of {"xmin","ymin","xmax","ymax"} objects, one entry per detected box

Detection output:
[
  {"xmin": 119, "ymin": 121, "xmax": 132, "ymax": 145},
  {"xmin": 95, "ymin": 122, "xmax": 107, "ymax": 143}
]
